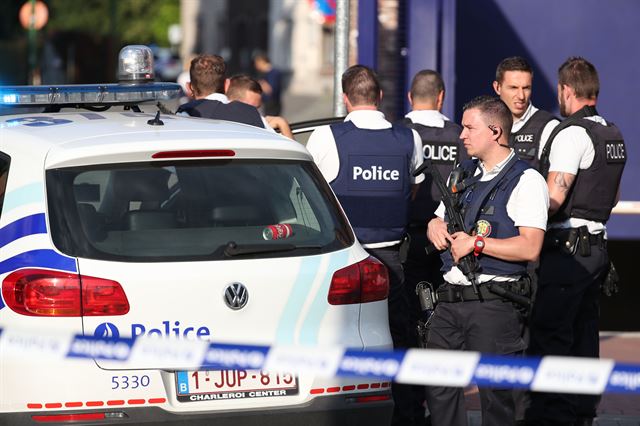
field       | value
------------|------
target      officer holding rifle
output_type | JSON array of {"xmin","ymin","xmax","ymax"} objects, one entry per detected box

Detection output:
[{"xmin": 423, "ymin": 95, "xmax": 549, "ymax": 426}]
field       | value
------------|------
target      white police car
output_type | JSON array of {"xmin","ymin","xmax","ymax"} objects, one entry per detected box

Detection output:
[{"xmin": 0, "ymin": 46, "xmax": 393, "ymax": 425}]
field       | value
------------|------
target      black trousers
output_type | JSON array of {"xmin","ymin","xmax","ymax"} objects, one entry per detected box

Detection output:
[
  {"xmin": 525, "ymin": 242, "xmax": 608, "ymax": 425},
  {"xmin": 424, "ymin": 289, "xmax": 527, "ymax": 426},
  {"xmin": 366, "ymin": 247, "xmax": 415, "ymax": 426}
]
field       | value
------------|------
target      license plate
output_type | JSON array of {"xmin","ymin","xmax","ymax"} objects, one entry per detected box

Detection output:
[{"xmin": 176, "ymin": 370, "xmax": 298, "ymax": 402}]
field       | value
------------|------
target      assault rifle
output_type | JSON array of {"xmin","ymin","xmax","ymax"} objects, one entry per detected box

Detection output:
[{"xmin": 413, "ymin": 160, "xmax": 480, "ymax": 295}]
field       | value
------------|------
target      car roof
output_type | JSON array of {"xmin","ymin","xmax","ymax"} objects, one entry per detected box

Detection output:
[{"xmin": 0, "ymin": 111, "xmax": 312, "ymax": 168}]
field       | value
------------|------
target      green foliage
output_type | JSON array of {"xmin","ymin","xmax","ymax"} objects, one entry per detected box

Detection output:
[{"xmin": 47, "ymin": 0, "xmax": 180, "ymax": 45}]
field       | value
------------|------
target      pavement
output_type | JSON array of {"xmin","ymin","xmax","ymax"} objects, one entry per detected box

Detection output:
[{"xmin": 464, "ymin": 333, "xmax": 640, "ymax": 425}]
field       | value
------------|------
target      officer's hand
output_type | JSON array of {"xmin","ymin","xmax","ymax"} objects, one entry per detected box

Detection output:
[
  {"xmin": 427, "ymin": 217, "xmax": 451, "ymax": 250},
  {"xmin": 450, "ymin": 232, "xmax": 474, "ymax": 263}
]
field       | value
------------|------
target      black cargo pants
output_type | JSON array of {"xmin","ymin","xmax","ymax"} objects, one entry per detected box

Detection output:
[{"xmin": 424, "ymin": 287, "xmax": 527, "ymax": 426}]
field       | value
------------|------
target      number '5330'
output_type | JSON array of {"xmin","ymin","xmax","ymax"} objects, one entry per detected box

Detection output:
[{"xmin": 111, "ymin": 375, "xmax": 151, "ymax": 390}]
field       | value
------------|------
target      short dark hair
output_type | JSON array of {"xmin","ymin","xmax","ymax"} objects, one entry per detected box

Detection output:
[
  {"xmin": 409, "ymin": 69, "xmax": 444, "ymax": 102},
  {"xmin": 253, "ymin": 51, "xmax": 271, "ymax": 64},
  {"xmin": 342, "ymin": 65, "xmax": 381, "ymax": 106},
  {"xmin": 463, "ymin": 95, "xmax": 513, "ymax": 136},
  {"xmin": 558, "ymin": 56, "xmax": 599, "ymax": 100},
  {"xmin": 226, "ymin": 74, "xmax": 262, "ymax": 100},
  {"xmin": 495, "ymin": 56, "xmax": 533, "ymax": 83},
  {"xmin": 189, "ymin": 54, "xmax": 226, "ymax": 97}
]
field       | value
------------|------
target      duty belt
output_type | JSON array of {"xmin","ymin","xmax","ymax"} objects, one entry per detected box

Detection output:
[{"xmin": 436, "ymin": 279, "xmax": 531, "ymax": 304}]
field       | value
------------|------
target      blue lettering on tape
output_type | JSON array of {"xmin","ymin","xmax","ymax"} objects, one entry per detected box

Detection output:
[
  {"xmin": 67, "ymin": 335, "xmax": 134, "ymax": 361},
  {"xmin": 606, "ymin": 364, "xmax": 640, "ymax": 393},
  {"xmin": 474, "ymin": 355, "xmax": 540, "ymax": 388},
  {"xmin": 337, "ymin": 349, "xmax": 404, "ymax": 379},
  {"xmin": 201, "ymin": 343, "xmax": 269, "ymax": 370}
]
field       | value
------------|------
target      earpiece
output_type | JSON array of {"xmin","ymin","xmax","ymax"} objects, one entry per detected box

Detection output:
[{"xmin": 489, "ymin": 125, "xmax": 499, "ymax": 135}]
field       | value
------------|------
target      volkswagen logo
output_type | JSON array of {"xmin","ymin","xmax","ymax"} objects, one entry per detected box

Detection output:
[{"xmin": 224, "ymin": 282, "xmax": 249, "ymax": 310}]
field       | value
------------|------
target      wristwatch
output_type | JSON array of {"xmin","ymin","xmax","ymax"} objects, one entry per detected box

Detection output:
[{"xmin": 473, "ymin": 235, "xmax": 485, "ymax": 257}]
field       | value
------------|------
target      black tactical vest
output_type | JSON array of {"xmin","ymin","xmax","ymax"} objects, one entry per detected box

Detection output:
[
  {"xmin": 540, "ymin": 106, "xmax": 626, "ymax": 223},
  {"xmin": 509, "ymin": 109, "xmax": 557, "ymax": 170},
  {"xmin": 176, "ymin": 99, "xmax": 265, "ymax": 128},
  {"xmin": 401, "ymin": 118, "xmax": 464, "ymax": 223}
]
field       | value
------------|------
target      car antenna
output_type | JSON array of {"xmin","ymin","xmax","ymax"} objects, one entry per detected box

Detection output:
[{"xmin": 147, "ymin": 111, "xmax": 164, "ymax": 126}]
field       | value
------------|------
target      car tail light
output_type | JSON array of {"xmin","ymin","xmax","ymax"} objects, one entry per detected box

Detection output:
[
  {"xmin": 82, "ymin": 275, "xmax": 130, "ymax": 316},
  {"xmin": 328, "ymin": 256, "xmax": 389, "ymax": 305},
  {"xmin": 2, "ymin": 269, "xmax": 129, "ymax": 316}
]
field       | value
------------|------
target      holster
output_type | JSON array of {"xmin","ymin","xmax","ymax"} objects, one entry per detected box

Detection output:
[
  {"xmin": 399, "ymin": 233, "xmax": 411, "ymax": 263},
  {"xmin": 545, "ymin": 226, "xmax": 604, "ymax": 257},
  {"xmin": 415, "ymin": 281, "xmax": 436, "ymax": 348}
]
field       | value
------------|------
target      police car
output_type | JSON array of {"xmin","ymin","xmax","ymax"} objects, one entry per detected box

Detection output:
[{"xmin": 0, "ymin": 46, "xmax": 393, "ymax": 425}]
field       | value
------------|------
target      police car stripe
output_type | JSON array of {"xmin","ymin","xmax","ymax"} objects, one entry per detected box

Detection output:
[
  {"xmin": 1, "ymin": 182, "xmax": 45, "ymax": 215},
  {"xmin": 3, "ymin": 328, "xmax": 640, "ymax": 394},
  {"xmin": 0, "ymin": 213, "xmax": 47, "ymax": 247},
  {"xmin": 0, "ymin": 249, "xmax": 77, "ymax": 276},
  {"xmin": 275, "ymin": 255, "xmax": 323, "ymax": 344},
  {"xmin": 299, "ymin": 250, "xmax": 350, "ymax": 345}
]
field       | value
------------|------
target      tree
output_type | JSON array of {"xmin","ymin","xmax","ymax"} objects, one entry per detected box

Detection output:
[{"xmin": 46, "ymin": 0, "xmax": 180, "ymax": 46}]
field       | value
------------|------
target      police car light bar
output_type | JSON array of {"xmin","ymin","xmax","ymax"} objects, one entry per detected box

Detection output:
[{"xmin": 0, "ymin": 82, "xmax": 181, "ymax": 106}]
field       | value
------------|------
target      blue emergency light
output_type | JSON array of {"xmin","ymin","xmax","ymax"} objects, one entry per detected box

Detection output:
[{"xmin": 0, "ymin": 83, "xmax": 181, "ymax": 106}]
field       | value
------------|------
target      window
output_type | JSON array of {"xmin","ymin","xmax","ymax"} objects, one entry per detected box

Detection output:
[{"xmin": 47, "ymin": 159, "xmax": 353, "ymax": 261}]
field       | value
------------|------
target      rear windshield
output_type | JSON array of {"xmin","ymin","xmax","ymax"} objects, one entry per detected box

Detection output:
[{"xmin": 47, "ymin": 159, "xmax": 354, "ymax": 261}]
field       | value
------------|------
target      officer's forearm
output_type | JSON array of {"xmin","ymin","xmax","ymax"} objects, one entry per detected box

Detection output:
[
  {"xmin": 482, "ymin": 228, "xmax": 544, "ymax": 262},
  {"xmin": 547, "ymin": 171, "xmax": 575, "ymax": 215}
]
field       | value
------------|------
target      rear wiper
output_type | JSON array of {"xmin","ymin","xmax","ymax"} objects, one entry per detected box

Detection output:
[{"xmin": 223, "ymin": 241, "xmax": 296, "ymax": 257}]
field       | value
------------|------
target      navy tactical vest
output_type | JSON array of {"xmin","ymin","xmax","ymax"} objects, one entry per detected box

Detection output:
[
  {"xmin": 401, "ymin": 118, "xmax": 465, "ymax": 223},
  {"xmin": 441, "ymin": 156, "xmax": 530, "ymax": 276},
  {"xmin": 509, "ymin": 109, "xmax": 557, "ymax": 170},
  {"xmin": 540, "ymin": 105, "xmax": 626, "ymax": 223},
  {"xmin": 176, "ymin": 99, "xmax": 265, "ymax": 128},
  {"xmin": 330, "ymin": 121, "xmax": 414, "ymax": 244}
]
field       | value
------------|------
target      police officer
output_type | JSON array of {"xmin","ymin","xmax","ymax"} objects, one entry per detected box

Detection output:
[
  {"xmin": 226, "ymin": 74, "xmax": 294, "ymax": 138},
  {"xmin": 494, "ymin": 56, "xmax": 559, "ymax": 423},
  {"xmin": 426, "ymin": 96, "xmax": 549, "ymax": 426},
  {"xmin": 177, "ymin": 55, "xmax": 268, "ymax": 129},
  {"xmin": 306, "ymin": 65, "xmax": 424, "ymax": 426},
  {"xmin": 400, "ymin": 69, "xmax": 464, "ymax": 425},
  {"xmin": 402, "ymin": 69, "xmax": 465, "ymax": 292},
  {"xmin": 493, "ymin": 57, "xmax": 559, "ymax": 170},
  {"xmin": 526, "ymin": 57, "xmax": 627, "ymax": 426}
]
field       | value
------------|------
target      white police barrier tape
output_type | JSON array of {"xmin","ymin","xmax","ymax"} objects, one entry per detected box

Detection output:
[{"xmin": 2, "ymin": 327, "xmax": 640, "ymax": 395}]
